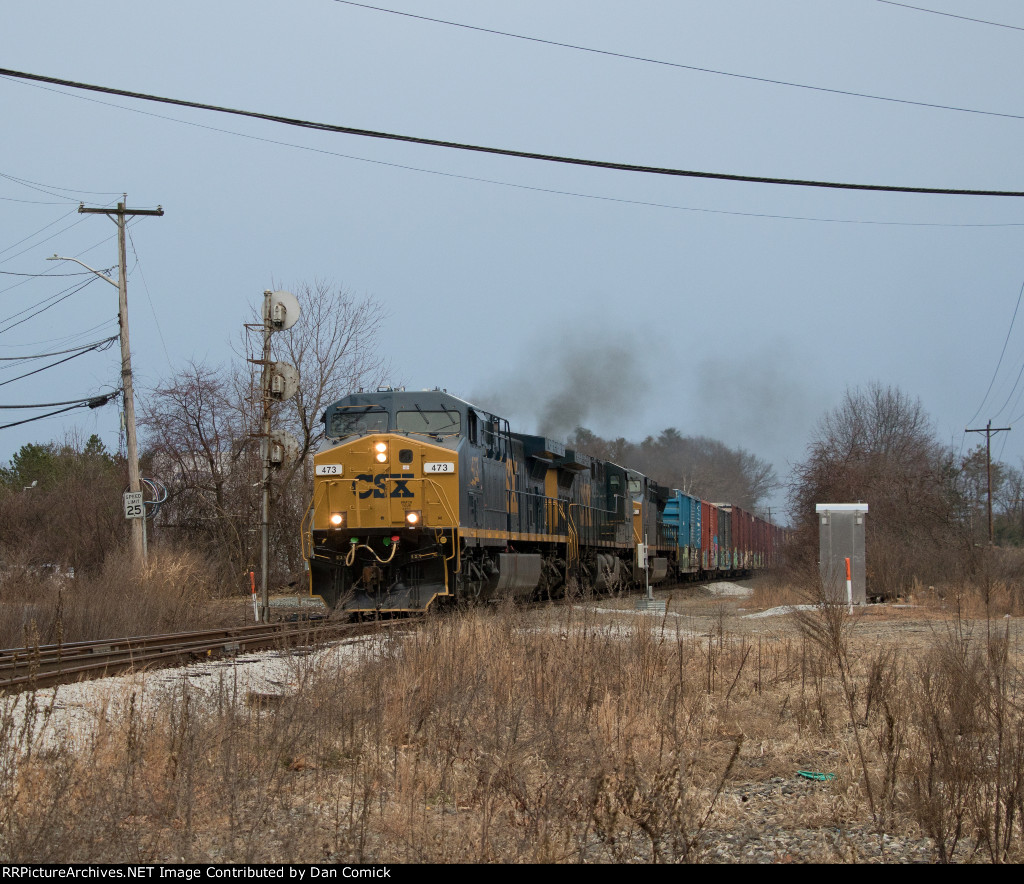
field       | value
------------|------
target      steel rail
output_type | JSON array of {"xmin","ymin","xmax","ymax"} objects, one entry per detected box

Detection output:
[{"xmin": 0, "ymin": 618, "xmax": 412, "ymax": 693}]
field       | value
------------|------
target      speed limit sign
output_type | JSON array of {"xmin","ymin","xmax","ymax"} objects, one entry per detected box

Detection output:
[{"xmin": 123, "ymin": 491, "xmax": 144, "ymax": 520}]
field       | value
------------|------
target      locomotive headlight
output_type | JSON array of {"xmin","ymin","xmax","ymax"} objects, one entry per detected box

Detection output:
[
  {"xmin": 329, "ymin": 511, "xmax": 346, "ymax": 528},
  {"xmin": 405, "ymin": 510, "xmax": 421, "ymax": 526},
  {"xmin": 375, "ymin": 452, "xmax": 388, "ymax": 463},
  {"xmin": 373, "ymin": 441, "xmax": 388, "ymax": 463}
]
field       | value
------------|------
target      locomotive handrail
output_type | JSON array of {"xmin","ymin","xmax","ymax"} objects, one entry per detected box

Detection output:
[
  {"xmin": 504, "ymin": 487, "xmax": 566, "ymax": 535},
  {"xmin": 567, "ymin": 499, "xmax": 628, "ymax": 546},
  {"xmin": 300, "ymin": 483, "xmax": 329, "ymax": 559},
  {"xmin": 563, "ymin": 501, "xmax": 578, "ymax": 574},
  {"xmin": 414, "ymin": 475, "xmax": 460, "ymax": 595},
  {"xmin": 436, "ymin": 526, "xmax": 459, "ymax": 595}
]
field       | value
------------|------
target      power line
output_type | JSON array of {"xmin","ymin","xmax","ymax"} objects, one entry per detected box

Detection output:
[
  {"xmin": 0, "ymin": 246, "xmax": 111, "ymax": 298},
  {"xmin": 330, "ymin": 0, "xmax": 1024, "ymax": 124},
  {"xmin": 0, "ymin": 214, "xmax": 92, "ymax": 267},
  {"xmin": 0, "ymin": 391, "xmax": 119, "ymax": 431},
  {"xmin": 0, "ymin": 319, "xmax": 115, "ymax": 383},
  {"xmin": 2, "ymin": 67, "xmax": 1023, "ymax": 197},
  {"xmin": 0, "ymin": 196, "xmax": 119, "ymax": 272},
  {"xmin": 0, "ymin": 276, "xmax": 101, "ymax": 335},
  {"xmin": 0, "ymin": 215, "xmax": 138, "ymax": 299},
  {"xmin": 0, "ymin": 171, "xmax": 120, "ymax": 199},
  {"xmin": 875, "ymin": 1, "xmax": 1024, "ymax": 33},
  {"xmin": 967, "ymin": 274, "xmax": 1024, "ymax": 426},
  {"xmin": 0, "ymin": 208, "xmax": 122, "ymax": 280},
  {"xmin": 0, "ymin": 194, "xmax": 78, "ymax": 205},
  {"xmin": 7, "ymin": 318, "xmax": 117, "ymax": 352},
  {"xmin": 0, "ymin": 390, "xmax": 120, "ymax": 409},
  {"xmin": 992, "ymin": 357, "xmax": 1024, "ymax": 423},
  {"xmin": 0, "ymin": 275, "xmax": 98, "ymax": 325},
  {"xmin": 0, "ymin": 268, "xmax": 112, "ymax": 277},
  {"xmin": 127, "ymin": 226, "xmax": 173, "ymax": 369},
  {"xmin": 0, "ymin": 334, "xmax": 119, "ymax": 361},
  {"xmin": 12, "ymin": 77, "xmax": 1024, "ymax": 228},
  {"xmin": 1005, "ymin": 374, "xmax": 1024, "ymax": 425},
  {"xmin": 0, "ymin": 208, "xmax": 78, "ymax": 261}
]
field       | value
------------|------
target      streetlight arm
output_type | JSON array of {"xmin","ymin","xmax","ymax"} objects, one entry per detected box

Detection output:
[{"xmin": 47, "ymin": 254, "xmax": 118, "ymax": 288}]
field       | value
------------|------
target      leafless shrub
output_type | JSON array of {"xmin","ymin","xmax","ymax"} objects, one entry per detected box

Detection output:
[
  {"xmin": 0, "ymin": 434, "xmax": 126, "ymax": 577},
  {"xmin": 0, "ymin": 545, "xmax": 222, "ymax": 648}
]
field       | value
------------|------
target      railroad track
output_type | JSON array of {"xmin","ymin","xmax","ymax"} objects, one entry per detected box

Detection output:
[
  {"xmin": 0, "ymin": 575, "xmax": 740, "ymax": 694},
  {"xmin": 0, "ymin": 618, "xmax": 409, "ymax": 693}
]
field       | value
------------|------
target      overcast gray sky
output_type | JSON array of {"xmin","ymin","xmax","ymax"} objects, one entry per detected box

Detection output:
[{"xmin": 3, "ymin": 0, "xmax": 1024, "ymax": 521}]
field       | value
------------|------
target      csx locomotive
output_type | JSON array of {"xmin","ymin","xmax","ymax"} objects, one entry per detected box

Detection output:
[{"xmin": 302, "ymin": 387, "xmax": 783, "ymax": 613}]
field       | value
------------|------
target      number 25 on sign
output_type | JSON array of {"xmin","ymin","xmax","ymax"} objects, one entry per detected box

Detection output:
[{"xmin": 123, "ymin": 491, "xmax": 144, "ymax": 520}]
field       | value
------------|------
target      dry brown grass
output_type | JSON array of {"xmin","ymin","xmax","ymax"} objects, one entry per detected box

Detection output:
[
  {"xmin": 749, "ymin": 571, "xmax": 813, "ymax": 610},
  {"xmin": 2, "ymin": 581, "xmax": 1024, "ymax": 863},
  {"xmin": 0, "ymin": 546, "xmax": 226, "ymax": 648}
]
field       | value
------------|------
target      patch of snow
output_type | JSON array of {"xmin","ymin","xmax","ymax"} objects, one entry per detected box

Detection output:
[
  {"xmin": 591, "ymin": 607, "xmax": 682, "ymax": 618},
  {"xmin": 743, "ymin": 605, "xmax": 819, "ymax": 619},
  {"xmin": 705, "ymin": 582, "xmax": 752, "ymax": 597}
]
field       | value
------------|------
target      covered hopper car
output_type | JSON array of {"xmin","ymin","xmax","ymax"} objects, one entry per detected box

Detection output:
[{"xmin": 301, "ymin": 388, "xmax": 783, "ymax": 613}]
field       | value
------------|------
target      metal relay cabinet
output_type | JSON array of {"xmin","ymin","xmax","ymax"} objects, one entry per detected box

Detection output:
[{"xmin": 816, "ymin": 503, "xmax": 868, "ymax": 605}]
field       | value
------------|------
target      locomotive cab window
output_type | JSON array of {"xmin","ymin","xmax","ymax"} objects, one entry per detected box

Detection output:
[
  {"xmin": 396, "ymin": 409, "xmax": 462, "ymax": 436},
  {"xmin": 327, "ymin": 405, "xmax": 389, "ymax": 438}
]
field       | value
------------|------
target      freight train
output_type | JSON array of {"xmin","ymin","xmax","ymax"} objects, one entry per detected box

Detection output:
[{"xmin": 301, "ymin": 387, "xmax": 784, "ymax": 613}]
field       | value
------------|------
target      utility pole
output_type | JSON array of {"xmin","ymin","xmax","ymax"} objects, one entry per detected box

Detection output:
[
  {"xmin": 78, "ymin": 197, "xmax": 164, "ymax": 564},
  {"xmin": 965, "ymin": 420, "xmax": 1011, "ymax": 545},
  {"xmin": 260, "ymin": 290, "xmax": 273, "ymax": 623}
]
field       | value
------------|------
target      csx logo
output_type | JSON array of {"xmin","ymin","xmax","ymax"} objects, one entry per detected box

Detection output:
[{"xmin": 355, "ymin": 473, "xmax": 415, "ymax": 499}]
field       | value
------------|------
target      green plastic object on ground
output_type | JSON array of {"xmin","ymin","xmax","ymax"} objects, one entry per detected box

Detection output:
[{"xmin": 797, "ymin": 770, "xmax": 836, "ymax": 781}]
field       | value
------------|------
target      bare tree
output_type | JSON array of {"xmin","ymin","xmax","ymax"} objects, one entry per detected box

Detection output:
[
  {"xmin": 139, "ymin": 361, "xmax": 258, "ymax": 577},
  {"xmin": 993, "ymin": 460, "xmax": 1024, "ymax": 546},
  {"xmin": 568, "ymin": 426, "xmax": 778, "ymax": 511},
  {"xmin": 788, "ymin": 383, "xmax": 963, "ymax": 595},
  {"xmin": 142, "ymin": 280, "xmax": 390, "ymax": 584},
  {"xmin": 238, "ymin": 279, "xmax": 390, "ymax": 476}
]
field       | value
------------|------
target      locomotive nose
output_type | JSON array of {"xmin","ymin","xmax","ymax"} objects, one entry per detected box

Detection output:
[{"xmin": 310, "ymin": 434, "xmax": 459, "ymax": 532}]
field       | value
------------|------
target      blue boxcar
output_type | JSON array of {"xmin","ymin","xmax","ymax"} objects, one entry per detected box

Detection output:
[{"xmin": 663, "ymin": 490, "xmax": 701, "ymax": 573}]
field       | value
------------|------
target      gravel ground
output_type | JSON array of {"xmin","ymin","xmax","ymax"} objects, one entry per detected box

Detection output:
[
  {"xmin": 6, "ymin": 633, "xmax": 384, "ymax": 753},
  {"xmin": 701, "ymin": 778, "xmax": 941, "ymax": 863}
]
